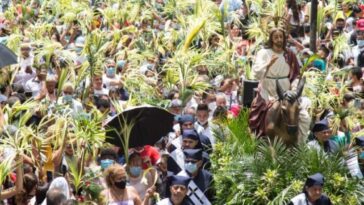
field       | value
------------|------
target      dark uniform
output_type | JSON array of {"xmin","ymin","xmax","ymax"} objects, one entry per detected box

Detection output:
[
  {"xmin": 356, "ymin": 137, "xmax": 364, "ymax": 174},
  {"xmin": 289, "ymin": 173, "xmax": 332, "ymax": 205},
  {"xmin": 167, "ymin": 130, "xmax": 210, "ymax": 175},
  {"xmin": 308, "ymin": 118, "xmax": 339, "ymax": 154},
  {"xmin": 157, "ymin": 175, "xmax": 193, "ymax": 205},
  {"xmin": 177, "ymin": 149, "xmax": 214, "ymax": 205}
]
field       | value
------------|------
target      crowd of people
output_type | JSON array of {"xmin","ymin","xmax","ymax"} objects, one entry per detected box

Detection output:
[{"xmin": 0, "ymin": 0, "xmax": 364, "ymax": 204}]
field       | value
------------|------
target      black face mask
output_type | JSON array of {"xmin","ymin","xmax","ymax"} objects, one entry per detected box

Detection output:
[
  {"xmin": 114, "ymin": 180, "xmax": 126, "ymax": 189},
  {"xmin": 336, "ymin": 26, "xmax": 344, "ymax": 32}
]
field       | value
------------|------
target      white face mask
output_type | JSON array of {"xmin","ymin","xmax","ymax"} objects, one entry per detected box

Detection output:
[
  {"xmin": 357, "ymin": 40, "xmax": 364, "ymax": 47},
  {"xmin": 208, "ymin": 102, "xmax": 217, "ymax": 112}
]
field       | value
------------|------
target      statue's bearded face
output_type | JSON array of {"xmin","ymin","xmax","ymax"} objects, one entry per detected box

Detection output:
[{"xmin": 272, "ymin": 31, "xmax": 284, "ymax": 49}]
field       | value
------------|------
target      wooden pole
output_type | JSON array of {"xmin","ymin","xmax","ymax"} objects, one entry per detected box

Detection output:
[{"xmin": 310, "ymin": 0, "xmax": 318, "ymax": 52}]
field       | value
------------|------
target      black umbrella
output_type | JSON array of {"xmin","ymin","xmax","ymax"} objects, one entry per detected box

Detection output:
[
  {"xmin": 0, "ymin": 44, "xmax": 17, "ymax": 68},
  {"xmin": 105, "ymin": 105, "xmax": 175, "ymax": 148}
]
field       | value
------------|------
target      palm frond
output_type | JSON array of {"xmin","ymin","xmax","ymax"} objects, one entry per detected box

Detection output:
[
  {"xmin": 0, "ymin": 155, "xmax": 16, "ymax": 186},
  {"xmin": 183, "ymin": 18, "xmax": 206, "ymax": 52}
]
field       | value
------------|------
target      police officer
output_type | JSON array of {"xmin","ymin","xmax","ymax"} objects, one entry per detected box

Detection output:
[
  {"xmin": 177, "ymin": 149, "xmax": 214, "ymax": 205},
  {"xmin": 167, "ymin": 130, "xmax": 210, "ymax": 175}
]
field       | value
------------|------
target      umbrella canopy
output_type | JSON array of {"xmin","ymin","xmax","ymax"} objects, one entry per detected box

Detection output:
[
  {"xmin": 0, "ymin": 44, "xmax": 17, "ymax": 68},
  {"xmin": 105, "ymin": 105, "xmax": 175, "ymax": 148}
]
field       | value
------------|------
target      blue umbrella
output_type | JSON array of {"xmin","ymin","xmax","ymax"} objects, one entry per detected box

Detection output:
[{"xmin": 0, "ymin": 44, "xmax": 17, "ymax": 68}]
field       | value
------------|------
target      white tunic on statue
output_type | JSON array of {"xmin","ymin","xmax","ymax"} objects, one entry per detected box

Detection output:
[
  {"xmin": 252, "ymin": 48, "xmax": 310, "ymax": 143},
  {"xmin": 252, "ymin": 48, "xmax": 298, "ymax": 102}
]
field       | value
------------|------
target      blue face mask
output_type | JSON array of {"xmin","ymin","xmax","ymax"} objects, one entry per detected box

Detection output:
[
  {"xmin": 129, "ymin": 166, "xmax": 142, "ymax": 177},
  {"xmin": 359, "ymin": 152, "xmax": 364, "ymax": 159},
  {"xmin": 357, "ymin": 40, "xmax": 364, "ymax": 47},
  {"xmin": 240, "ymin": 56, "xmax": 247, "ymax": 63},
  {"xmin": 106, "ymin": 67, "xmax": 116, "ymax": 77},
  {"xmin": 117, "ymin": 60, "xmax": 125, "ymax": 70},
  {"xmin": 100, "ymin": 159, "xmax": 114, "ymax": 169},
  {"xmin": 184, "ymin": 162, "xmax": 198, "ymax": 174},
  {"xmin": 75, "ymin": 47, "xmax": 83, "ymax": 53},
  {"xmin": 63, "ymin": 95, "xmax": 73, "ymax": 103}
]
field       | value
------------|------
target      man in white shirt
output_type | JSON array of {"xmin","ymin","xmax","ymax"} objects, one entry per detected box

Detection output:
[
  {"xmin": 194, "ymin": 104, "xmax": 215, "ymax": 145},
  {"xmin": 349, "ymin": 19, "xmax": 364, "ymax": 67},
  {"xmin": 57, "ymin": 82, "xmax": 83, "ymax": 116},
  {"xmin": 14, "ymin": 43, "xmax": 35, "ymax": 87},
  {"xmin": 92, "ymin": 74, "xmax": 109, "ymax": 96},
  {"xmin": 102, "ymin": 60, "xmax": 122, "ymax": 90},
  {"xmin": 24, "ymin": 66, "xmax": 47, "ymax": 98}
]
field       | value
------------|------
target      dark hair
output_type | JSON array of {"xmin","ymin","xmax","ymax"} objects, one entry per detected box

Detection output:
[
  {"xmin": 319, "ymin": 46, "xmax": 330, "ymax": 58},
  {"xmin": 353, "ymin": 5, "xmax": 362, "ymax": 13},
  {"xmin": 12, "ymin": 84, "xmax": 24, "ymax": 94},
  {"xmin": 167, "ymin": 90, "xmax": 178, "ymax": 100},
  {"xmin": 50, "ymin": 27, "xmax": 61, "ymax": 42},
  {"xmin": 96, "ymin": 98, "xmax": 110, "ymax": 109},
  {"xmin": 100, "ymin": 148, "xmax": 118, "ymax": 161},
  {"xmin": 303, "ymin": 25, "xmax": 310, "ymax": 33},
  {"xmin": 213, "ymin": 106, "xmax": 228, "ymax": 119},
  {"xmin": 266, "ymin": 28, "xmax": 287, "ymax": 50},
  {"xmin": 35, "ymin": 183, "xmax": 50, "ymax": 205},
  {"xmin": 343, "ymin": 93, "xmax": 355, "ymax": 102},
  {"xmin": 197, "ymin": 103, "xmax": 209, "ymax": 112},
  {"xmin": 23, "ymin": 163, "xmax": 35, "ymax": 174},
  {"xmin": 0, "ymin": 85, "xmax": 6, "ymax": 93},
  {"xmin": 351, "ymin": 66, "xmax": 363, "ymax": 80},
  {"xmin": 287, "ymin": 0, "xmax": 300, "ymax": 24},
  {"xmin": 128, "ymin": 152, "xmax": 142, "ymax": 163},
  {"xmin": 23, "ymin": 173, "xmax": 38, "ymax": 193},
  {"xmin": 46, "ymin": 188, "xmax": 67, "ymax": 205}
]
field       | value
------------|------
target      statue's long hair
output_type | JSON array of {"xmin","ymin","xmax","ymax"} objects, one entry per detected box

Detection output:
[{"xmin": 265, "ymin": 28, "xmax": 288, "ymax": 50}]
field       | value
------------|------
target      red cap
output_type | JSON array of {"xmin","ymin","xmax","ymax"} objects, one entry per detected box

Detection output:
[
  {"xmin": 360, "ymin": 5, "xmax": 364, "ymax": 12},
  {"xmin": 357, "ymin": 19, "xmax": 364, "ymax": 31}
]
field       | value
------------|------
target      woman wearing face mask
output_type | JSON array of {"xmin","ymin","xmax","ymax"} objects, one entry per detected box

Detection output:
[
  {"xmin": 101, "ymin": 164, "xmax": 143, "ymax": 205},
  {"xmin": 127, "ymin": 152, "xmax": 155, "ymax": 201}
]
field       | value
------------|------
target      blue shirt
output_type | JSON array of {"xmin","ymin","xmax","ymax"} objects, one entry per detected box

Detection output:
[{"xmin": 312, "ymin": 59, "xmax": 327, "ymax": 72}]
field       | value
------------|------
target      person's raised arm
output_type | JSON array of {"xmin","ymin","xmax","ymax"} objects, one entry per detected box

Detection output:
[
  {"xmin": 142, "ymin": 187, "xmax": 156, "ymax": 205},
  {"xmin": 52, "ymin": 137, "xmax": 67, "ymax": 169},
  {"xmin": 0, "ymin": 155, "xmax": 24, "ymax": 200}
]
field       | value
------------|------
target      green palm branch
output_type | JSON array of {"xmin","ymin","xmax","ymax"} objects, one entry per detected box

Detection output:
[
  {"xmin": 332, "ymin": 34, "xmax": 350, "ymax": 61},
  {"xmin": 0, "ymin": 155, "xmax": 15, "ymax": 187}
]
